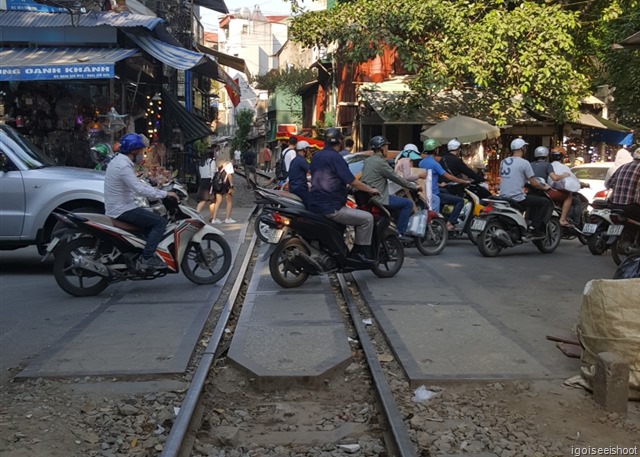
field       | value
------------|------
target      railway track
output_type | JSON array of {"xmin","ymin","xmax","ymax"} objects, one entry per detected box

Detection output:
[{"xmin": 159, "ymin": 208, "xmax": 422, "ymax": 457}]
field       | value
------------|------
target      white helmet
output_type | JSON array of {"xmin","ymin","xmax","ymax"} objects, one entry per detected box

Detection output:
[
  {"xmin": 634, "ymin": 147, "xmax": 640, "ymax": 160},
  {"xmin": 403, "ymin": 143, "xmax": 419, "ymax": 153},
  {"xmin": 534, "ymin": 146, "xmax": 549, "ymax": 158},
  {"xmin": 510, "ymin": 138, "xmax": 528, "ymax": 151},
  {"xmin": 447, "ymin": 139, "xmax": 461, "ymax": 151},
  {"xmin": 296, "ymin": 140, "xmax": 310, "ymax": 150}
]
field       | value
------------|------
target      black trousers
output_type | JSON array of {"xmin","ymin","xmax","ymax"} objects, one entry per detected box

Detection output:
[{"xmin": 519, "ymin": 195, "xmax": 554, "ymax": 231}]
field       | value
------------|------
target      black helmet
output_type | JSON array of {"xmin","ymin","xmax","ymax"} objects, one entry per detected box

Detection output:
[
  {"xmin": 369, "ymin": 135, "xmax": 390, "ymax": 150},
  {"xmin": 324, "ymin": 128, "xmax": 343, "ymax": 145}
]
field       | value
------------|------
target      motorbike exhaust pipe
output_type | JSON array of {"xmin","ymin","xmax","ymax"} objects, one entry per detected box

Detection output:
[
  {"xmin": 492, "ymin": 228, "xmax": 515, "ymax": 247},
  {"xmin": 73, "ymin": 257, "xmax": 110, "ymax": 277},
  {"xmin": 286, "ymin": 250, "xmax": 323, "ymax": 275}
]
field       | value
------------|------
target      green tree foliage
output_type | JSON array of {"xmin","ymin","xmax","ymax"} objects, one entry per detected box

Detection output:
[
  {"xmin": 231, "ymin": 108, "xmax": 255, "ymax": 152},
  {"xmin": 288, "ymin": 0, "xmax": 638, "ymax": 126},
  {"xmin": 253, "ymin": 68, "xmax": 317, "ymax": 95}
]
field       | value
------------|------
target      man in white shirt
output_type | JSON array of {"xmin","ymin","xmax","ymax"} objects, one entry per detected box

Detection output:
[
  {"xmin": 282, "ymin": 136, "xmax": 298, "ymax": 184},
  {"xmin": 105, "ymin": 133, "xmax": 178, "ymax": 271}
]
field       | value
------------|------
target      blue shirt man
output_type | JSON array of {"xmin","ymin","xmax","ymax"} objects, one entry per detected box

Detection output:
[{"xmin": 308, "ymin": 128, "xmax": 379, "ymax": 262}]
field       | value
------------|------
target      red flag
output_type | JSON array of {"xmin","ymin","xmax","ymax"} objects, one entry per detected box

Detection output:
[{"xmin": 225, "ymin": 78, "xmax": 241, "ymax": 107}]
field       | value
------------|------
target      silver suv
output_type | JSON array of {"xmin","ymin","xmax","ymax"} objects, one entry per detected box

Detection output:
[{"xmin": 0, "ymin": 124, "xmax": 105, "ymax": 254}]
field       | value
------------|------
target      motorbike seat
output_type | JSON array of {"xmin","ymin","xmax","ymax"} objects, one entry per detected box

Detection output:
[
  {"xmin": 111, "ymin": 218, "xmax": 145, "ymax": 233},
  {"xmin": 482, "ymin": 197, "xmax": 525, "ymax": 211}
]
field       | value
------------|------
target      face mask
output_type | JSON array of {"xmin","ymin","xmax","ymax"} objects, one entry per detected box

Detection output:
[{"xmin": 134, "ymin": 153, "xmax": 144, "ymax": 164}]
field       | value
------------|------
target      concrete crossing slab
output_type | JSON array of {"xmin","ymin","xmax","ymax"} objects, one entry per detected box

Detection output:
[{"xmin": 228, "ymin": 244, "xmax": 351, "ymax": 387}]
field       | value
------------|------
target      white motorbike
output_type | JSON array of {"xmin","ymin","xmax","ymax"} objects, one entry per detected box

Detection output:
[
  {"xmin": 471, "ymin": 193, "xmax": 562, "ymax": 257},
  {"xmin": 47, "ymin": 181, "xmax": 232, "ymax": 296}
]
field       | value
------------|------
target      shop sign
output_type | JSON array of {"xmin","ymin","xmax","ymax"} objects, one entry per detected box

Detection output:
[
  {"xmin": 0, "ymin": 64, "xmax": 115, "ymax": 81},
  {"xmin": 2, "ymin": 0, "xmax": 68, "ymax": 12}
]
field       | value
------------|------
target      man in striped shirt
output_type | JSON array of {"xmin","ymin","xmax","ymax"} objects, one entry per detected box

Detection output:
[{"xmin": 605, "ymin": 147, "xmax": 640, "ymax": 221}]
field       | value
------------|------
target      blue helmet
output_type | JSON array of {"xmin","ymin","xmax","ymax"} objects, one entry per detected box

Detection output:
[{"xmin": 119, "ymin": 133, "xmax": 145, "ymax": 154}]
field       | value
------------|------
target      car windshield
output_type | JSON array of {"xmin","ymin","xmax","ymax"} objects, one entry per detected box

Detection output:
[
  {"xmin": 571, "ymin": 166, "xmax": 609, "ymax": 180},
  {"xmin": 0, "ymin": 125, "xmax": 56, "ymax": 169}
]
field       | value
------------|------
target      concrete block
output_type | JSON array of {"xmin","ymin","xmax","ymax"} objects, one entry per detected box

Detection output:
[{"xmin": 593, "ymin": 352, "xmax": 629, "ymax": 415}]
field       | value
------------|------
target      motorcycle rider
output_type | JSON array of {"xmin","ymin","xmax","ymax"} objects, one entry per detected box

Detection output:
[
  {"xmin": 105, "ymin": 133, "xmax": 178, "ymax": 271},
  {"xmin": 308, "ymin": 128, "xmax": 380, "ymax": 263},
  {"xmin": 288, "ymin": 140, "xmax": 311, "ymax": 206},
  {"xmin": 361, "ymin": 136, "xmax": 416, "ymax": 242},
  {"xmin": 605, "ymin": 147, "xmax": 640, "ymax": 220},
  {"xmin": 419, "ymin": 138, "xmax": 471, "ymax": 231},
  {"xmin": 531, "ymin": 146, "xmax": 574, "ymax": 227},
  {"xmin": 438, "ymin": 139, "xmax": 485, "ymax": 193},
  {"xmin": 499, "ymin": 139, "xmax": 553, "ymax": 237}
]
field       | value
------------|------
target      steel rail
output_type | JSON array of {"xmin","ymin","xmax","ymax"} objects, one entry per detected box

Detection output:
[
  {"xmin": 159, "ymin": 225, "xmax": 258, "ymax": 457},
  {"xmin": 337, "ymin": 273, "xmax": 419, "ymax": 457}
]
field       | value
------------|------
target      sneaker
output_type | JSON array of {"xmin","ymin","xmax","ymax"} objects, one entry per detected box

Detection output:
[
  {"xmin": 137, "ymin": 255, "xmax": 166, "ymax": 271},
  {"xmin": 224, "ymin": 218, "xmax": 237, "ymax": 224},
  {"xmin": 210, "ymin": 218, "xmax": 222, "ymax": 224}
]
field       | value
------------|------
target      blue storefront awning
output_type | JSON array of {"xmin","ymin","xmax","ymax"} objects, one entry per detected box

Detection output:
[
  {"xmin": 0, "ymin": 47, "xmax": 139, "ymax": 81},
  {"xmin": 124, "ymin": 30, "xmax": 241, "ymax": 94}
]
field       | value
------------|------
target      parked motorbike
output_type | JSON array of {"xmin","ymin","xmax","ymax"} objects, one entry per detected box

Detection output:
[
  {"xmin": 471, "ymin": 193, "xmax": 562, "ymax": 257},
  {"xmin": 47, "ymin": 181, "xmax": 232, "ymax": 296},
  {"xmin": 607, "ymin": 210, "xmax": 640, "ymax": 266},
  {"xmin": 261, "ymin": 191, "xmax": 404, "ymax": 288},
  {"xmin": 439, "ymin": 182, "xmax": 491, "ymax": 244}
]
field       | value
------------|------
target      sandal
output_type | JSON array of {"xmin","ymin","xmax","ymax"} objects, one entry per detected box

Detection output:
[
  {"xmin": 559, "ymin": 221, "xmax": 574, "ymax": 227},
  {"xmin": 446, "ymin": 222, "xmax": 456, "ymax": 231}
]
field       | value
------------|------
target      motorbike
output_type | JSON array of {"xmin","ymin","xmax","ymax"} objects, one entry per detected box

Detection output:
[
  {"xmin": 254, "ymin": 187, "xmax": 307, "ymax": 243},
  {"xmin": 439, "ymin": 182, "xmax": 491, "ymax": 244},
  {"xmin": 393, "ymin": 186, "xmax": 448, "ymax": 256},
  {"xmin": 471, "ymin": 192, "xmax": 562, "ymax": 257},
  {"xmin": 582, "ymin": 191, "xmax": 614, "ymax": 256},
  {"xmin": 607, "ymin": 210, "xmax": 640, "ymax": 266},
  {"xmin": 261, "ymin": 191, "xmax": 404, "ymax": 288},
  {"xmin": 557, "ymin": 192, "xmax": 590, "ymax": 245},
  {"xmin": 46, "ymin": 181, "xmax": 232, "ymax": 297}
]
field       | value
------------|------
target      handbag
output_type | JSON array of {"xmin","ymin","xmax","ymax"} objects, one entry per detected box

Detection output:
[{"xmin": 406, "ymin": 210, "xmax": 428, "ymax": 237}]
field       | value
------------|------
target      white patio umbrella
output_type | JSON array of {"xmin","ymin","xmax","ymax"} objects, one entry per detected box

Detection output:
[{"xmin": 420, "ymin": 115, "xmax": 500, "ymax": 144}]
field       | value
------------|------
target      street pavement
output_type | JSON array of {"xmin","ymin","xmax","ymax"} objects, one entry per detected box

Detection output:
[{"xmin": 1, "ymin": 210, "xmax": 618, "ymax": 387}]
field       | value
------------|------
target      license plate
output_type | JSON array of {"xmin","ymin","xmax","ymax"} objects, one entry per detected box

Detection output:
[
  {"xmin": 606, "ymin": 225, "xmax": 624, "ymax": 236},
  {"xmin": 267, "ymin": 229, "xmax": 284, "ymax": 243},
  {"xmin": 471, "ymin": 219, "xmax": 486, "ymax": 231},
  {"xmin": 46, "ymin": 237, "xmax": 60, "ymax": 253},
  {"xmin": 582, "ymin": 223, "xmax": 598, "ymax": 234}
]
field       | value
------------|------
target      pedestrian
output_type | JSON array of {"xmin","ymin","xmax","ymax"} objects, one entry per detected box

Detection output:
[
  {"xmin": 233, "ymin": 148, "xmax": 241, "ymax": 167},
  {"xmin": 210, "ymin": 159, "xmax": 237, "ymax": 224},
  {"xmin": 195, "ymin": 148, "xmax": 216, "ymax": 220},
  {"xmin": 242, "ymin": 148, "xmax": 257, "ymax": 187},
  {"xmin": 261, "ymin": 144, "xmax": 272, "ymax": 172},
  {"xmin": 340, "ymin": 138, "xmax": 354, "ymax": 156}
]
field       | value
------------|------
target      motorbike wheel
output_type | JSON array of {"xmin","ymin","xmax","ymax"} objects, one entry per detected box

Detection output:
[
  {"xmin": 416, "ymin": 218, "xmax": 448, "ymax": 256},
  {"xmin": 53, "ymin": 237, "xmax": 110, "ymax": 297},
  {"xmin": 466, "ymin": 217, "xmax": 479, "ymax": 245},
  {"xmin": 372, "ymin": 234, "xmax": 404, "ymax": 278},
  {"xmin": 533, "ymin": 218, "xmax": 562, "ymax": 253},
  {"xmin": 587, "ymin": 230, "xmax": 608, "ymax": 256},
  {"xmin": 254, "ymin": 211, "xmax": 274, "ymax": 243},
  {"xmin": 477, "ymin": 221, "xmax": 503, "ymax": 257},
  {"xmin": 269, "ymin": 237, "xmax": 310, "ymax": 288},
  {"xmin": 611, "ymin": 233, "xmax": 634, "ymax": 266},
  {"xmin": 182, "ymin": 234, "xmax": 232, "ymax": 285}
]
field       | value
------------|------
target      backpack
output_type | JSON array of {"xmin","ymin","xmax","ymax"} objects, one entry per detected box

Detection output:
[
  {"xmin": 211, "ymin": 169, "xmax": 226, "ymax": 193},
  {"xmin": 275, "ymin": 148, "xmax": 292, "ymax": 180}
]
